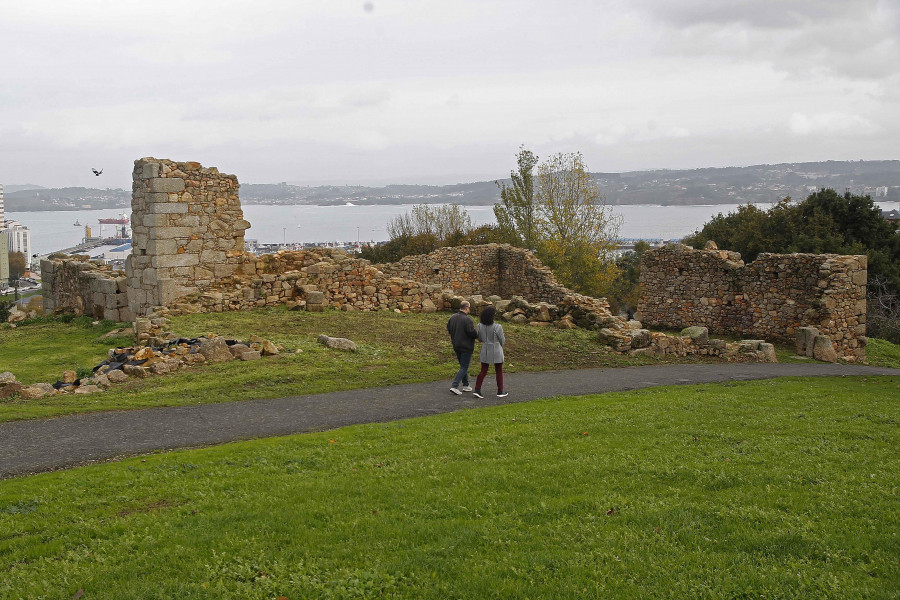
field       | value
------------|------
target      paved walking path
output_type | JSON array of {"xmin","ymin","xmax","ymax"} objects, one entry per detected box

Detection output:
[{"xmin": 2, "ymin": 363, "xmax": 898, "ymax": 479}]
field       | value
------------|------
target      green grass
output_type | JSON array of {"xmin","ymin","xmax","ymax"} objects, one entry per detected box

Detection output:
[
  {"xmin": 0, "ymin": 307, "xmax": 708, "ymax": 423},
  {"xmin": 867, "ymin": 337, "xmax": 900, "ymax": 369},
  {"xmin": 0, "ymin": 316, "xmax": 131, "ymax": 384},
  {"xmin": 1, "ymin": 376, "xmax": 898, "ymax": 598}
]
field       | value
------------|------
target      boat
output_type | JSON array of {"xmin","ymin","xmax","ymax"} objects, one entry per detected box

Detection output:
[
  {"xmin": 98, "ymin": 213, "xmax": 129, "ymax": 225},
  {"xmin": 73, "ymin": 220, "xmax": 81, "ymax": 226}
]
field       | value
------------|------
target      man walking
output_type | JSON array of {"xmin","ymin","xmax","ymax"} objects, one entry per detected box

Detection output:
[{"xmin": 447, "ymin": 300, "xmax": 477, "ymax": 395}]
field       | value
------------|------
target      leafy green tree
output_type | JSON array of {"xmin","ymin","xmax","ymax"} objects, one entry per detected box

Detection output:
[
  {"xmin": 534, "ymin": 152, "xmax": 622, "ymax": 297},
  {"xmin": 494, "ymin": 147, "xmax": 540, "ymax": 250},
  {"xmin": 8, "ymin": 252, "xmax": 27, "ymax": 280},
  {"xmin": 603, "ymin": 241, "xmax": 650, "ymax": 314}
]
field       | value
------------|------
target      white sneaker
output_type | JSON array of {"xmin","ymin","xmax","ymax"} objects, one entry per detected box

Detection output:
[
  {"xmin": 460, "ymin": 386, "xmax": 473, "ymax": 392},
  {"xmin": 450, "ymin": 387, "xmax": 462, "ymax": 395}
]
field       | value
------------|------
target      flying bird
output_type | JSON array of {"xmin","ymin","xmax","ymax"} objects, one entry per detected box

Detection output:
[{"xmin": 92, "ymin": 168, "xmax": 103, "ymax": 176}]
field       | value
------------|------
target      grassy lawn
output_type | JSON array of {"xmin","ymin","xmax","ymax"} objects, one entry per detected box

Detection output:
[
  {"xmin": 0, "ymin": 307, "xmax": 716, "ymax": 423},
  {"xmin": 1, "ymin": 376, "xmax": 898, "ymax": 598}
]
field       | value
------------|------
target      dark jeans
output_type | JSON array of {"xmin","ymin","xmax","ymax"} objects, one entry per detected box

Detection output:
[{"xmin": 452, "ymin": 349, "xmax": 473, "ymax": 388}]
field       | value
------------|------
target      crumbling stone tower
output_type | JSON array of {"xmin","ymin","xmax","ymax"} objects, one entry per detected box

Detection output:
[{"xmin": 126, "ymin": 158, "xmax": 250, "ymax": 316}]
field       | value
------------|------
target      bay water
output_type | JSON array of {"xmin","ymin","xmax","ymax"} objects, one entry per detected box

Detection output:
[{"xmin": 9, "ymin": 201, "xmax": 899, "ymax": 258}]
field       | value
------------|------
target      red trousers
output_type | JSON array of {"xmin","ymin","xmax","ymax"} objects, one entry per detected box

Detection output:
[{"xmin": 475, "ymin": 362, "xmax": 503, "ymax": 392}]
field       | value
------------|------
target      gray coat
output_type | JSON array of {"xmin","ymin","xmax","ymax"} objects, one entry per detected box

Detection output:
[{"xmin": 477, "ymin": 322, "xmax": 506, "ymax": 364}]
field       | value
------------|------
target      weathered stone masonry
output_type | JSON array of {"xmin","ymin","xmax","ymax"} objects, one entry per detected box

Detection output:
[
  {"xmin": 40, "ymin": 258, "xmax": 131, "ymax": 321},
  {"xmin": 638, "ymin": 244, "xmax": 866, "ymax": 360},
  {"xmin": 126, "ymin": 158, "xmax": 250, "ymax": 317}
]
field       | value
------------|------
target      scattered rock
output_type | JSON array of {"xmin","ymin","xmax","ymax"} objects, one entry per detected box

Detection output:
[
  {"xmin": 106, "ymin": 369, "xmax": 129, "ymax": 383},
  {"xmin": 812, "ymin": 335, "xmax": 838, "ymax": 363},
  {"xmin": 74, "ymin": 385, "xmax": 102, "ymax": 394},
  {"xmin": 123, "ymin": 364, "xmax": 149, "ymax": 378},
  {"xmin": 199, "ymin": 337, "xmax": 234, "ymax": 363},
  {"xmin": 240, "ymin": 350, "xmax": 261, "ymax": 361},
  {"xmin": 680, "ymin": 326, "xmax": 709, "ymax": 345},
  {"xmin": 0, "ymin": 382, "xmax": 24, "ymax": 399},
  {"xmin": 133, "ymin": 347, "xmax": 155, "ymax": 361},
  {"xmin": 630, "ymin": 329, "xmax": 651, "ymax": 349},
  {"xmin": 759, "ymin": 342, "xmax": 778, "ymax": 363},
  {"xmin": 317, "ymin": 334, "xmax": 357, "ymax": 352},
  {"xmin": 62, "ymin": 370, "xmax": 78, "ymax": 384},
  {"xmin": 261, "ymin": 340, "xmax": 280, "ymax": 356},
  {"xmin": 18, "ymin": 386, "xmax": 48, "ymax": 400},
  {"xmin": 0, "ymin": 372, "xmax": 16, "ymax": 385}
]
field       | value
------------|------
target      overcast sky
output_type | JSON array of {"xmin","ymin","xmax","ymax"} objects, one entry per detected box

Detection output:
[{"xmin": 1, "ymin": 0, "xmax": 898, "ymax": 189}]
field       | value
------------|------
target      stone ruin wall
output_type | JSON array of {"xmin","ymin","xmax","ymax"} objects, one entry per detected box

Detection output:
[
  {"xmin": 126, "ymin": 158, "xmax": 250, "ymax": 317},
  {"xmin": 173, "ymin": 243, "xmax": 611, "ymax": 324},
  {"xmin": 40, "ymin": 257, "xmax": 131, "ymax": 322},
  {"xmin": 638, "ymin": 244, "xmax": 867, "ymax": 360}
]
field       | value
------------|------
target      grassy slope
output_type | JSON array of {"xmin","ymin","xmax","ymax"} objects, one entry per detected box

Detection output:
[
  {"xmin": 1, "ymin": 376, "xmax": 898, "ymax": 598},
  {"xmin": 0, "ymin": 308, "xmax": 705, "ymax": 423}
]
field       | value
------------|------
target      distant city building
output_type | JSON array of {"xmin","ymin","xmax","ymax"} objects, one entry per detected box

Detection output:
[
  {"xmin": 0, "ymin": 230, "xmax": 9, "ymax": 285},
  {"xmin": 0, "ymin": 183, "xmax": 5, "ymax": 227},
  {"xmin": 4, "ymin": 220, "xmax": 32, "ymax": 259}
]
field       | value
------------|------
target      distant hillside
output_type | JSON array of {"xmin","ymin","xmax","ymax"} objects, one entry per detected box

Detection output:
[
  {"xmin": 2, "ymin": 184, "xmax": 47, "ymax": 194},
  {"xmin": 5, "ymin": 187, "xmax": 130, "ymax": 212},
  {"xmin": 243, "ymin": 160, "xmax": 900, "ymax": 206},
  {"xmin": 6, "ymin": 160, "xmax": 900, "ymax": 211}
]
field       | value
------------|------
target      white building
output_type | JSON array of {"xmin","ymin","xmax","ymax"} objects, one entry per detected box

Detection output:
[
  {"xmin": 0, "ymin": 183, "xmax": 5, "ymax": 227},
  {"xmin": 4, "ymin": 220, "xmax": 32, "ymax": 259},
  {"xmin": 0, "ymin": 230, "xmax": 8, "ymax": 286}
]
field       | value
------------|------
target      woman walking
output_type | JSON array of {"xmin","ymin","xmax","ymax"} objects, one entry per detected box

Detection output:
[{"xmin": 473, "ymin": 305, "xmax": 508, "ymax": 398}]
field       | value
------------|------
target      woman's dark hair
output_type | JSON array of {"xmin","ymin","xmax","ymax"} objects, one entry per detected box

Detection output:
[{"xmin": 479, "ymin": 305, "xmax": 496, "ymax": 325}]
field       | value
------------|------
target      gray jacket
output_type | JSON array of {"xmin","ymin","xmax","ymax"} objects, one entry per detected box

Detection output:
[{"xmin": 477, "ymin": 322, "xmax": 506, "ymax": 364}]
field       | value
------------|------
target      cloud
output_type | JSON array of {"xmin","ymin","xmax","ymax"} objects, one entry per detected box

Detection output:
[
  {"xmin": 789, "ymin": 112, "xmax": 878, "ymax": 136},
  {"xmin": 633, "ymin": 0, "xmax": 900, "ymax": 81}
]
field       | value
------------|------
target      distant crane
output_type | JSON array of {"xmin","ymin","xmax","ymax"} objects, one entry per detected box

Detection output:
[{"xmin": 91, "ymin": 168, "xmax": 103, "ymax": 176}]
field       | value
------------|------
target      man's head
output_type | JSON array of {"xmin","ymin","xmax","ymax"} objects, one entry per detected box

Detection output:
[{"xmin": 459, "ymin": 300, "xmax": 470, "ymax": 313}]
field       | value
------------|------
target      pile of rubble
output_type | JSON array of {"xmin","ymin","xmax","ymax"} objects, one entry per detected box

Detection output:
[
  {"xmin": 596, "ymin": 323, "xmax": 779, "ymax": 362},
  {"xmin": 1, "ymin": 333, "xmax": 285, "ymax": 401}
]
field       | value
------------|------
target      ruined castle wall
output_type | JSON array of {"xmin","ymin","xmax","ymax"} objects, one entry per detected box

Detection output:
[
  {"xmin": 182, "ymin": 249, "xmax": 448, "ymax": 314},
  {"xmin": 47, "ymin": 158, "xmax": 611, "ymax": 326},
  {"xmin": 638, "ymin": 244, "xmax": 867, "ymax": 359},
  {"xmin": 126, "ymin": 158, "xmax": 250, "ymax": 317},
  {"xmin": 40, "ymin": 258, "xmax": 131, "ymax": 321},
  {"xmin": 377, "ymin": 244, "xmax": 580, "ymax": 305}
]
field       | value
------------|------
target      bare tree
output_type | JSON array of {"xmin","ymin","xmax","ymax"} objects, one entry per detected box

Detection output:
[{"xmin": 867, "ymin": 276, "xmax": 900, "ymax": 343}]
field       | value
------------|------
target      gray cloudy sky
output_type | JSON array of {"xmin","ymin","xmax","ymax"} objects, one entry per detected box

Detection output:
[{"xmin": 1, "ymin": 0, "xmax": 898, "ymax": 189}]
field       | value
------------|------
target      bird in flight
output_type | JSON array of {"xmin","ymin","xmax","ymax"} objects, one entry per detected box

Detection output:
[{"xmin": 92, "ymin": 168, "xmax": 103, "ymax": 176}]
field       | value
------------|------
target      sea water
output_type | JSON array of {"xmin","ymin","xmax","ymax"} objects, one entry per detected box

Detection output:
[{"xmin": 8, "ymin": 201, "xmax": 899, "ymax": 258}]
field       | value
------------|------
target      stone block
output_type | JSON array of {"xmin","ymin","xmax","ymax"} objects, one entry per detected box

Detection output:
[
  {"xmin": 795, "ymin": 326, "xmax": 819, "ymax": 357},
  {"xmin": 92, "ymin": 278, "xmax": 119, "ymax": 295},
  {"xmin": 213, "ymin": 264, "xmax": 238, "ymax": 279},
  {"xmin": 306, "ymin": 291, "xmax": 325, "ymax": 305},
  {"xmin": 146, "ymin": 239, "xmax": 179, "ymax": 255},
  {"xmin": 154, "ymin": 254, "xmax": 200, "ymax": 268},
  {"xmin": 141, "ymin": 162, "xmax": 160, "ymax": 179},
  {"xmin": 150, "ymin": 226, "xmax": 195, "ymax": 240},
  {"xmin": 200, "ymin": 250, "xmax": 227, "ymax": 264},
  {"xmin": 149, "ymin": 177, "xmax": 185, "ymax": 193},
  {"xmin": 148, "ymin": 202, "xmax": 189, "ymax": 214},
  {"xmin": 812, "ymin": 335, "xmax": 838, "ymax": 363},
  {"xmin": 143, "ymin": 214, "xmax": 170, "ymax": 227}
]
